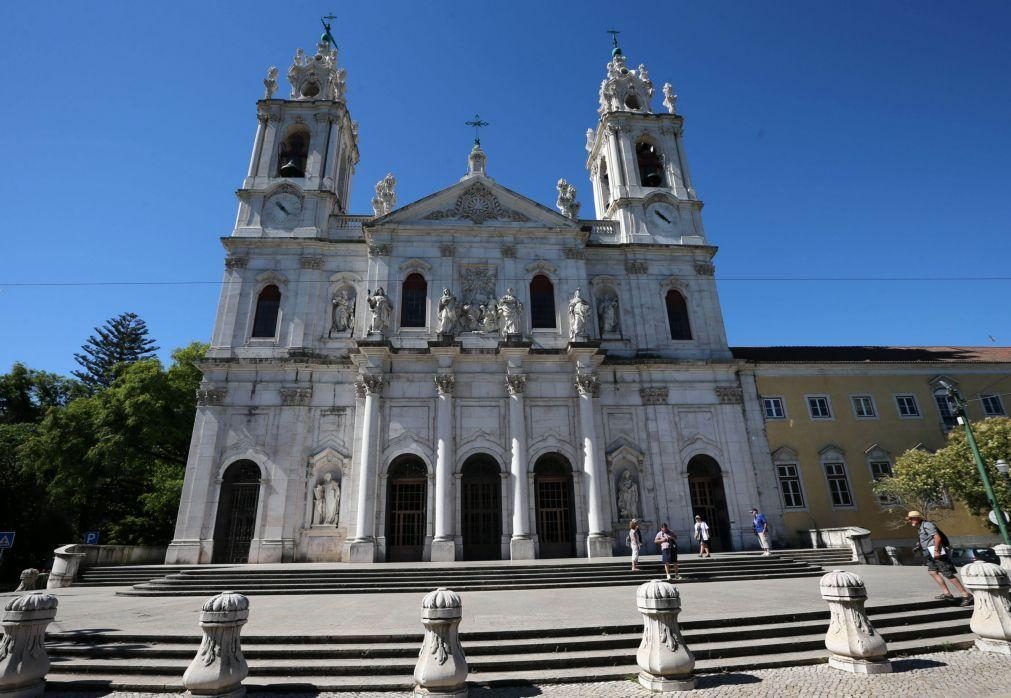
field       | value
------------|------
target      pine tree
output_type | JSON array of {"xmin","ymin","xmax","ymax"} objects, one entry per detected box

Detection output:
[{"xmin": 73, "ymin": 312, "xmax": 160, "ymax": 391}]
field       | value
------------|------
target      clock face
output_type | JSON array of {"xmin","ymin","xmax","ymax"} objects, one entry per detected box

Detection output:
[
  {"xmin": 646, "ymin": 202, "xmax": 679, "ymax": 234},
  {"xmin": 263, "ymin": 192, "xmax": 302, "ymax": 229}
]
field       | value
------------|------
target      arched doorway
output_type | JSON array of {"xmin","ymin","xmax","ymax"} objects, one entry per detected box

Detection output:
[
  {"xmin": 687, "ymin": 455, "xmax": 731, "ymax": 552},
  {"xmin": 386, "ymin": 456, "xmax": 428, "ymax": 562},
  {"xmin": 212, "ymin": 460, "xmax": 262, "ymax": 564},
  {"xmin": 460, "ymin": 455, "xmax": 503, "ymax": 561},
  {"xmin": 534, "ymin": 454, "xmax": 576, "ymax": 558}
]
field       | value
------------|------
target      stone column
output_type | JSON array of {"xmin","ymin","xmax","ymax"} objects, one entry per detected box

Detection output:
[
  {"xmin": 413, "ymin": 588, "xmax": 468, "ymax": 697},
  {"xmin": 506, "ymin": 373, "xmax": 534, "ymax": 560},
  {"xmin": 245, "ymin": 113, "xmax": 267, "ymax": 181},
  {"xmin": 819, "ymin": 570, "xmax": 891, "ymax": 674},
  {"xmin": 348, "ymin": 374, "xmax": 384, "ymax": 563},
  {"xmin": 961, "ymin": 561, "xmax": 1011, "ymax": 654},
  {"xmin": 576, "ymin": 372, "xmax": 613, "ymax": 558},
  {"xmin": 183, "ymin": 592, "xmax": 249, "ymax": 697},
  {"xmin": 992, "ymin": 544, "xmax": 1011, "ymax": 575},
  {"xmin": 635, "ymin": 580, "xmax": 694, "ymax": 692},
  {"xmin": 0, "ymin": 592, "xmax": 58, "ymax": 698},
  {"xmin": 604, "ymin": 123, "xmax": 626, "ymax": 188},
  {"xmin": 432, "ymin": 373, "xmax": 457, "ymax": 562}
]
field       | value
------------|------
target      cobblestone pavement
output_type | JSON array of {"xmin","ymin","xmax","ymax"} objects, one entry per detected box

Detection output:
[{"xmin": 53, "ymin": 648, "xmax": 1011, "ymax": 697}]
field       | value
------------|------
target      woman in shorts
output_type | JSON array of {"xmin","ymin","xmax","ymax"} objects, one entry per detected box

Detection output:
[{"xmin": 654, "ymin": 522, "xmax": 681, "ymax": 581}]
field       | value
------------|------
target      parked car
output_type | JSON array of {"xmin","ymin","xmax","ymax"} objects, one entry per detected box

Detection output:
[{"xmin": 948, "ymin": 546, "xmax": 1000, "ymax": 567}]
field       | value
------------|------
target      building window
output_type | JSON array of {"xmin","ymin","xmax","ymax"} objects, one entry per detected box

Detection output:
[
  {"xmin": 823, "ymin": 461, "xmax": 854, "ymax": 507},
  {"xmin": 869, "ymin": 460, "xmax": 897, "ymax": 505},
  {"xmin": 665, "ymin": 290, "xmax": 692, "ymax": 340},
  {"xmin": 777, "ymin": 464, "xmax": 805, "ymax": 508},
  {"xmin": 529, "ymin": 275, "xmax": 556, "ymax": 329},
  {"xmin": 762, "ymin": 397, "xmax": 786, "ymax": 420},
  {"xmin": 934, "ymin": 390, "xmax": 958, "ymax": 429},
  {"xmin": 895, "ymin": 394, "xmax": 920, "ymax": 417},
  {"xmin": 851, "ymin": 395, "xmax": 877, "ymax": 419},
  {"xmin": 251, "ymin": 285, "xmax": 281, "ymax": 338},
  {"xmin": 635, "ymin": 141, "xmax": 665, "ymax": 187},
  {"xmin": 807, "ymin": 396, "xmax": 832, "ymax": 420},
  {"xmin": 400, "ymin": 273, "xmax": 427, "ymax": 328},
  {"xmin": 982, "ymin": 394, "xmax": 1006, "ymax": 417}
]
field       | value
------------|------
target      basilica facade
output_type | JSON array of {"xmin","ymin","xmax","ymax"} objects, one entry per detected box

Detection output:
[{"xmin": 166, "ymin": 34, "xmax": 787, "ymax": 565}]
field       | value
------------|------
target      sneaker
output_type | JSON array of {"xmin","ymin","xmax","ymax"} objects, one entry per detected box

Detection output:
[
  {"xmin": 935, "ymin": 594, "xmax": 955, "ymax": 601},
  {"xmin": 960, "ymin": 595, "xmax": 974, "ymax": 607},
  {"xmin": 674, "ymin": 574, "xmax": 683, "ymax": 580}
]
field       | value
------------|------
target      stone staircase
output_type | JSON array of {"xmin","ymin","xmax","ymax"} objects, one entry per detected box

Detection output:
[
  {"xmin": 43, "ymin": 599, "xmax": 973, "ymax": 692},
  {"xmin": 79, "ymin": 549, "xmax": 854, "ymax": 597}
]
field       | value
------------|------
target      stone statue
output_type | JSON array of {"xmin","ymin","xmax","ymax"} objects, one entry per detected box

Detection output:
[
  {"xmin": 371, "ymin": 173, "xmax": 397, "ymax": 216},
  {"xmin": 585, "ymin": 128, "xmax": 595, "ymax": 152},
  {"xmin": 479, "ymin": 301, "xmax": 499, "ymax": 333},
  {"xmin": 322, "ymin": 472, "xmax": 340, "ymax": 525},
  {"xmin": 556, "ymin": 179, "xmax": 581, "ymax": 220},
  {"xmin": 497, "ymin": 288, "xmax": 523, "ymax": 336},
  {"xmin": 598, "ymin": 294, "xmax": 620, "ymax": 335},
  {"xmin": 568, "ymin": 287, "xmax": 591, "ymax": 341},
  {"xmin": 662, "ymin": 82, "xmax": 678, "ymax": 114},
  {"xmin": 437, "ymin": 288, "xmax": 459, "ymax": 335},
  {"xmin": 329, "ymin": 288, "xmax": 355, "ymax": 336},
  {"xmin": 263, "ymin": 66, "xmax": 279, "ymax": 99},
  {"xmin": 618, "ymin": 470, "xmax": 641, "ymax": 521},
  {"xmin": 367, "ymin": 287, "xmax": 392, "ymax": 335},
  {"xmin": 313, "ymin": 481, "xmax": 326, "ymax": 525},
  {"xmin": 458, "ymin": 302, "xmax": 481, "ymax": 332}
]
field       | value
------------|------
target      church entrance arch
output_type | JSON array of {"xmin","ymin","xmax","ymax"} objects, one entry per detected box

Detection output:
[
  {"xmin": 212, "ymin": 460, "xmax": 262, "ymax": 564},
  {"xmin": 533, "ymin": 454, "xmax": 576, "ymax": 558},
  {"xmin": 460, "ymin": 455, "xmax": 502, "ymax": 561},
  {"xmin": 687, "ymin": 455, "xmax": 732, "ymax": 552},
  {"xmin": 386, "ymin": 455, "xmax": 428, "ymax": 562}
]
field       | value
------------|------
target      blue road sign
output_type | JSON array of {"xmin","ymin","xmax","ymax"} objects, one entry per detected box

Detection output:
[
  {"xmin": 0, "ymin": 532, "xmax": 15, "ymax": 549},
  {"xmin": 83, "ymin": 531, "xmax": 100, "ymax": 545}
]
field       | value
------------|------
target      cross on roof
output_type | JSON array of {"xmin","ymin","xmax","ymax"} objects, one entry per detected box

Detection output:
[
  {"xmin": 606, "ymin": 29, "xmax": 622, "ymax": 55},
  {"xmin": 465, "ymin": 113, "xmax": 490, "ymax": 145}
]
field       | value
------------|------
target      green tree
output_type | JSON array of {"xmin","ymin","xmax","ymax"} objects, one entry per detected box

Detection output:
[
  {"xmin": 0, "ymin": 362, "xmax": 83, "ymax": 424},
  {"xmin": 72, "ymin": 312, "xmax": 160, "ymax": 391}
]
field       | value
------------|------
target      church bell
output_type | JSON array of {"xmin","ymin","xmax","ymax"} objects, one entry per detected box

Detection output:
[{"xmin": 279, "ymin": 159, "xmax": 305, "ymax": 178}]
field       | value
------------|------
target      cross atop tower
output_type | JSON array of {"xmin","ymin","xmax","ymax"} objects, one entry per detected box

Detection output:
[
  {"xmin": 321, "ymin": 13, "xmax": 338, "ymax": 47},
  {"xmin": 465, "ymin": 113, "xmax": 490, "ymax": 145},
  {"xmin": 606, "ymin": 29, "xmax": 622, "ymax": 56}
]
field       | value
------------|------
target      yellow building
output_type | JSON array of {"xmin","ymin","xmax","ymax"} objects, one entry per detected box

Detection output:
[{"xmin": 735, "ymin": 346, "xmax": 1011, "ymax": 552}]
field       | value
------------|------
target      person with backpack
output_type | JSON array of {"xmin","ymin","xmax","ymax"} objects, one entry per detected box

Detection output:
[
  {"xmin": 693, "ymin": 515, "xmax": 711, "ymax": 558},
  {"xmin": 907, "ymin": 510, "xmax": 973, "ymax": 606},
  {"xmin": 627, "ymin": 519, "xmax": 643, "ymax": 571}
]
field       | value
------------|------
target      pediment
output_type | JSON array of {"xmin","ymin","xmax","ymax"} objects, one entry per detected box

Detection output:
[{"xmin": 371, "ymin": 175, "xmax": 578, "ymax": 229}]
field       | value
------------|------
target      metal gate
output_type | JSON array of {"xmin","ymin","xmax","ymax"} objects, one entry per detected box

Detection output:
[
  {"xmin": 387, "ymin": 473, "xmax": 426, "ymax": 562},
  {"xmin": 461, "ymin": 465, "xmax": 502, "ymax": 560},
  {"xmin": 212, "ymin": 461, "xmax": 261, "ymax": 564},
  {"xmin": 535, "ymin": 474, "xmax": 575, "ymax": 558}
]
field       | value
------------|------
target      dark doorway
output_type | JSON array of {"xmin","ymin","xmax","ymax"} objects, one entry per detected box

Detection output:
[
  {"xmin": 534, "ymin": 454, "xmax": 576, "ymax": 558},
  {"xmin": 386, "ymin": 456, "xmax": 428, "ymax": 562},
  {"xmin": 460, "ymin": 455, "xmax": 503, "ymax": 560},
  {"xmin": 687, "ymin": 455, "xmax": 731, "ymax": 552},
  {"xmin": 212, "ymin": 460, "xmax": 261, "ymax": 564}
]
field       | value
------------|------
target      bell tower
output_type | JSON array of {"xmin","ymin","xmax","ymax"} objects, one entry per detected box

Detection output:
[
  {"xmin": 585, "ymin": 42, "xmax": 704, "ymax": 245},
  {"xmin": 234, "ymin": 25, "xmax": 359, "ymax": 238}
]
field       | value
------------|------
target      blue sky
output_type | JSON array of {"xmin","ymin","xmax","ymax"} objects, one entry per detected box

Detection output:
[{"xmin": 2, "ymin": 1, "xmax": 1009, "ymax": 376}]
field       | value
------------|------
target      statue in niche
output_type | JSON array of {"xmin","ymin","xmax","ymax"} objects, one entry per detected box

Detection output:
[
  {"xmin": 598, "ymin": 294, "xmax": 620, "ymax": 335},
  {"xmin": 568, "ymin": 287, "xmax": 591, "ymax": 341},
  {"xmin": 366, "ymin": 287, "xmax": 391, "ymax": 335},
  {"xmin": 497, "ymin": 288, "xmax": 523, "ymax": 336},
  {"xmin": 313, "ymin": 480, "xmax": 326, "ymax": 525},
  {"xmin": 437, "ymin": 288, "xmax": 459, "ymax": 335},
  {"xmin": 617, "ymin": 470, "xmax": 641, "ymax": 521},
  {"xmin": 329, "ymin": 288, "xmax": 355, "ymax": 336},
  {"xmin": 313, "ymin": 472, "xmax": 341, "ymax": 526}
]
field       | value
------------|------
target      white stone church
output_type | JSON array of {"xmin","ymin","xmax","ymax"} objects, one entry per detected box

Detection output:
[{"xmin": 166, "ymin": 33, "xmax": 783, "ymax": 565}]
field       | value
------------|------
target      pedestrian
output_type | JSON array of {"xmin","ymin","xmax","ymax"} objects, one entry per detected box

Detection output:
[
  {"xmin": 627, "ymin": 519, "xmax": 642, "ymax": 571},
  {"xmin": 906, "ymin": 510, "xmax": 973, "ymax": 606},
  {"xmin": 751, "ymin": 507, "xmax": 771, "ymax": 556},
  {"xmin": 654, "ymin": 522, "xmax": 681, "ymax": 581},
  {"xmin": 693, "ymin": 515, "xmax": 711, "ymax": 558}
]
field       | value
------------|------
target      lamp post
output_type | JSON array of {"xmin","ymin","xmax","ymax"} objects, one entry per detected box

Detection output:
[{"xmin": 940, "ymin": 381, "xmax": 1010, "ymax": 546}]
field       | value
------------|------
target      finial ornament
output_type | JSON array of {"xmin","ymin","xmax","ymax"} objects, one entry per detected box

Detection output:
[
  {"xmin": 662, "ymin": 82, "xmax": 678, "ymax": 114},
  {"xmin": 556, "ymin": 179, "xmax": 580, "ymax": 219},
  {"xmin": 263, "ymin": 66, "xmax": 279, "ymax": 99},
  {"xmin": 465, "ymin": 113, "xmax": 490, "ymax": 145},
  {"xmin": 606, "ymin": 29, "xmax": 622, "ymax": 56},
  {"xmin": 371, "ymin": 173, "xmax": 397, "ymax": 216}
]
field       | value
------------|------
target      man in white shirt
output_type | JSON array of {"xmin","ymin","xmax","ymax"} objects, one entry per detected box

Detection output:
[{"xmin": 693, "ymin": 515, "xmax": 711, "ymax": 558}]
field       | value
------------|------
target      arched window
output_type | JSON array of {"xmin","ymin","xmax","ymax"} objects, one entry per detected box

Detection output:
[
  {"xmin": 665, "ymin": 290, "xmax": 692, "ymax": 340},
  {"xmin": 599, "ymin": 158, "xmax": 611, "ymax": 208},
  {"xmin": 400, "ymin": 273, "xmax": 427, "ymax": 328},
  {"xmin": 530, "ymin": 275, "xmax": 556, "ymax": 329},
  {"xmin": 251, "ymin": 285, "xmax": 281, "ymax": 338},
  {"xmin": 636, "ymin": 141, "xmax": 665, "ymax": 188},
  {"xmin": 277, "ymin": 129, "xmax": 310, "ymax": 178}
]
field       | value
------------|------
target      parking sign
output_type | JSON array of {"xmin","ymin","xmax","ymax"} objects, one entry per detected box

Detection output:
[{"xmin": 84, "ymin": 531, "xmax": 100, "ymax": 545}]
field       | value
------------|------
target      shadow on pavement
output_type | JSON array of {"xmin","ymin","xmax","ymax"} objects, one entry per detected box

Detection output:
[
  {"xmin": 696, "ymin": 672, "xmax": 763, "ymax": 688},
  {"xmin": 892, "ymin": 657, "xmax": 948, "ymax": 672}
]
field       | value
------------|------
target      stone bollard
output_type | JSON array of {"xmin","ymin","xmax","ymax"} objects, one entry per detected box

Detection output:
[
  {"xmin": 884, "ymin": 547, "xmax": 901, "ymax": 566},
  {"xmin": 182, "ymin": 592, "xmax": 249, "ymax": 698},
  {"xmin": 0, "ymin": 591, "xmax": 59, "ymax": 697},
  {"xmin": 46, "ymin": 546, "xmax": 84, "ymax": 589},
  {"xmin": 635, "ymin": 580, "xmax": 695, "ymax": 692},
  {"xmin": 992, "ymin": 545, "xmax": 1011, "ymax": 576},
  {"xmin": 413, "ymin": 588, "xmax": 467, "ymax": 697},
  {"xmin": 961, "ymin": 561, "xmax": 1011, "ymax": 655},
  {"xmin": 14, "ymin": 570, "xmax": 39, "ymax": 592},
  {"xmin": 820, "ymin": 570, "xmax": 891, "ymax": 674}
]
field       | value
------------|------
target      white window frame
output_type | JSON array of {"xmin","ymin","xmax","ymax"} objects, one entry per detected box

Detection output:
[
  {"xmin": 762, "ymin": 396, "xmax": 787, "ymax": 420},
  {"xmin": 776, "ymin": 462, "xmax": 806, "ymax": 509},
  {"xmin": 820, "ymin": 448, "xmax": 855, "ymax": 509},
  {"xmin": 806, "ymin": 394, "xmax": 834, "ymax": 421},
  {"xmin": 934, "ymin": 389, "xmax": 958, "ymax": 430},
  {"xmin": 850, "ymin": 394, "xmax": 878, "ymax": 420},
  {"xmin": 982, "ymin": 394, "xmax": 1006, "ymax": 417},
  {"xmin": 866, "ymin": 451, "xmax": 898, "ymax": 507},
  {"xmin": 894, "ymin": 394, "xmax": 921, "ymax": 419}
]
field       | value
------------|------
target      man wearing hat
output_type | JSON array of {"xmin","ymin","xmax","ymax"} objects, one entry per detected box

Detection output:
[{"xmin": 907, "ymin": 510, "xmax": 973, "ymax": 606}]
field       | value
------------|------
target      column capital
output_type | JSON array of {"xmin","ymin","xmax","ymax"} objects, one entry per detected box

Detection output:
[
  {"xmin": 505, "ymin": 374, "xmax": 527, "ymax": 396},
  {"xmin": 434, "ymin": 373, "xmax": 455, "ymax": 396},
  {"xmin": 355, "ymin": 374, "xmax": 385, "ymax": 398},
  {"xmin": 575, "ymin": 373, "xmax": 600, "ymax": 398}
]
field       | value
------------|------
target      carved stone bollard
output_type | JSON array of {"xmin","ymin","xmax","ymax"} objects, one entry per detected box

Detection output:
[
  {"xmin": 961, "ymin": 561, "xmax": 1011, "ymax": 654},
  {"xmin": 0, "ymin": 592, "xmax": 59, "ymax": 697},
  {"xmin": 182, "ymin": 592, "xmax": 249, "ymax": 697},
  {"xmin": 635, "ymin": 580, "xmax": 695, "ymax": 692},
  {"xmin": 884, "ymin": 547, "xmax": 901, "ymax": 566},
  {"xmin": 413, "ymin": 588, "xmax": 467, "ymax": 697},
  {"xmin": 14, "ymin": 570, "xmax": 39, "ymax": 593},
  {"xmin": 992, "ymin": 544, "xmax": 1011, "ymax": 576},
  {"xmin": 820, "ymin": 570, "xmax": 891, "ymax": 674}
]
